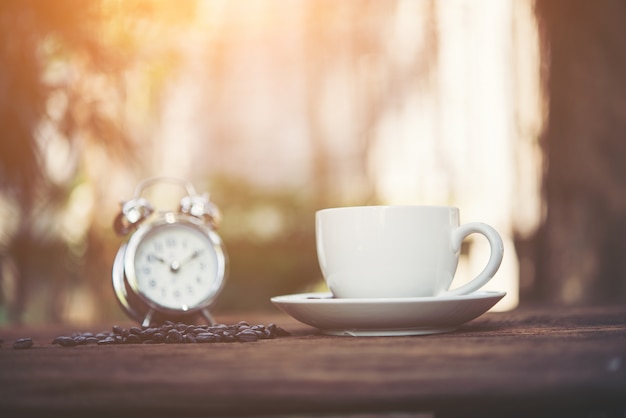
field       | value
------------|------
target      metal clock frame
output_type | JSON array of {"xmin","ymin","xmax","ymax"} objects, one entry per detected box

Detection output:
[{"xmin": 111, "ymin": 177, "xmax": 227, "ymax": 327}]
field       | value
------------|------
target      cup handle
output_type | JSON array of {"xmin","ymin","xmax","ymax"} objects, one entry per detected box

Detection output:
[{"xmin": 443, "ymin": 222, "xmax": 504, "ymax": 296}]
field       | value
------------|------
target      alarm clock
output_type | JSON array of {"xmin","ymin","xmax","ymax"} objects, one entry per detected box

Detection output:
[{"xmin": 111, "ymin": 177, "xmax": 227, "ymax": 327}]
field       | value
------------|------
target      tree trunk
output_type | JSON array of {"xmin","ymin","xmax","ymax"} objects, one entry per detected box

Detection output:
[{"xmin": 533, "ymin": 0, "xmax": 626, "ymax": 305}]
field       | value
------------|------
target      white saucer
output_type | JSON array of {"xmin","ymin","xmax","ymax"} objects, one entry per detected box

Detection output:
[{"xmin": 270, "ymin": 291, "xmax": 506, "ymax": 336}]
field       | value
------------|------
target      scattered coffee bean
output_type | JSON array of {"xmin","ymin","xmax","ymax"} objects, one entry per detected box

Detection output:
[
  {"xmin": 13, "ymin": 338, "xmax": 33, "ymax": 349},
  {"xmin": 236, "ymin": 331, "xmax": 259, "ymax": 342},
  {"xmin": 270, "ymin": 323, "xmax": 290, "ymax": 337},
  {"xmin": 124, "ymin": 334, "xmax": 141, "ymax": 344},
  {"xmin": 62, "ymin": 337, "xmax": 79, "ymax": 347},
  {"xmin": 97, "ymin": 337, "xmax": 117, "ymax": 345},
  {"xmin": 196, "ymin": 333, "xmax": 219, "ymax": 343},
  {"xmin": 73, "ymin": 336, "xmax": 87, "ymax": 345},
  {"xmin": 46, "ymin": 321, "xmax": 289, "ymax": 347},
  {"xmin": 140, "ymin": 328, "xmax": 157, "ymax": 339},
  {"xmin": 165, "ymin": 329, "xmax": 183, "ymax": 344}
]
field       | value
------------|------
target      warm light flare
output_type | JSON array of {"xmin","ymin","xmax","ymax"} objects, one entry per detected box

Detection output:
[{"xmin": 0, "ymin": 0, "xmax": 543, "ymax": 323}]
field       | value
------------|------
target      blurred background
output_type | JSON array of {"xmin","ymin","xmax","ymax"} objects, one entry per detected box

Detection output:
[{"xmin": 1, "ymin": 0, "xmax": 625, "ymax": 325}]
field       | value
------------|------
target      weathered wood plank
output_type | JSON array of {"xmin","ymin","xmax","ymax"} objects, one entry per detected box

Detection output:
[{"xmin": 1, "ymin": 307, "xmax": 625, "ymax": 417}]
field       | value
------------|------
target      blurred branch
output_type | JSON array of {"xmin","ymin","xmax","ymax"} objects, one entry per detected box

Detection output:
[{"xmin": 0, "ymin": 0, "xmax": 196, "ymax": 323}]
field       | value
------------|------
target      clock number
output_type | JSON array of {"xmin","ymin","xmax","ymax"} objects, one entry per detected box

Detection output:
[{"xmin": 131, "ymin": 223, "xmax": 221, "ymax": 311}]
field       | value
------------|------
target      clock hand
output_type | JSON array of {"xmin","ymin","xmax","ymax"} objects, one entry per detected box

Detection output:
[
  {"xmin": 149, "ymin": 254, "xmax": 169, "ymax": 265},
  {"xmin": 170, "ymin": 249, "xmax": 203, "ymax": 273}
]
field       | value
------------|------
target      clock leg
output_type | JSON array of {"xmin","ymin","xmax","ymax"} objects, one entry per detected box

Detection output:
[
  {"xmin": 142, "ymin": 309, "xmax": 155, "ymax": 328},
  {"xmin": 200, "ymin": 308, "xmax": 216, "ymax": 325}
]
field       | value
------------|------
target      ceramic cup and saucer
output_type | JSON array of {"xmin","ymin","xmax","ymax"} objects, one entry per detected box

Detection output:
[{"xmin": 271, "ymin": 205, "xmax": 505, "ymax": 336}]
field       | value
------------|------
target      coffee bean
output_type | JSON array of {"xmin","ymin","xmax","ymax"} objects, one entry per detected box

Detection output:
[
  {"xmin": 112, "ymin": 325, "xmax": 124, "ymax": 335},
  {"xmin": 236, "ymin": 331, "xmax": 258, "ymax": 342},
  {"xmin": 140, "ymin": 328, "xmax": 157, "ymax": 339},
  {"xmin": 182, "ymin": 325, "xmax": 195, "ymax": 334},
  {"xmin": 97, "ymin": 337, "xmax": 116, "ymax": 345},
  {"xmin": 67, "ymin": 338, "xmax": 80, "ymax": 346},
  {"xmin": 197, "ymin": 332, "xmax": 222, "ymax": 343},
  {"xmin": 54, "ymin": 336, "xmax": 77, "ymax": 347},
  {"xmin": 73, "ymin": 336, "xmax": 88, "ymax": 345},
  {"xmin": 124, "ymin": 334, "xmax": 142, "ymax": 344},
  {"xmin": 160, "ymin": 325, "xmax": 173, "ymax": 333},
  {"xmin": 193, "ymin": 326, "xmax": 207, "ymax": 333},
  {"xmin": 13, "ymin": 338, "xmax": 33, "ymax": 349},
  {"xmin": 268, "ymin": 323, "xmax": 290, "ymax": 337},
  {"xmin": 167, "ymin": 329, "xmax": 181, "ymax": 337},
  {"xmin": 165, "ymin": 329, "xmax": 183, "ymax": 343}
]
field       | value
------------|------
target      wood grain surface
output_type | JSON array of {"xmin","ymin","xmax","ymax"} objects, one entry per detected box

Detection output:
[{"xmin": 1, "ymin": 307, "xmax": 625, "ymax": 417}]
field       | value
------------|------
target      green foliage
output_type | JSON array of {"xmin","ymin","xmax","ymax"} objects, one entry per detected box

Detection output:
[{"xmin": 208, "ymin": 176, "xmax": 322, "ymax": 312}]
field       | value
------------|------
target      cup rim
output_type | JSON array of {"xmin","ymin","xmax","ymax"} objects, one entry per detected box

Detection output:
[{"xmin": 316, "ymin": 205, "xmax": 459, "ymax": 215}]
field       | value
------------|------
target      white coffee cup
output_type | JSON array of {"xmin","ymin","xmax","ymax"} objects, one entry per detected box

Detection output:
[{"xmin": 316, "ymin": 205, "xmax": 504, "ymax": 299}]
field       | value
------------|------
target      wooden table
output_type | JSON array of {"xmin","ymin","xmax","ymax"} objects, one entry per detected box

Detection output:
[{"xmin": 1, "ymin": 306, "xmax": 625, "ymax": 417}]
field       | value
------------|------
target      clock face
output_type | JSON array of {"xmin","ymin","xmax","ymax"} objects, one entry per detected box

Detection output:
[{"xmin": 129, "ymin": 222, "xmax": 222, "ymax": 311}]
